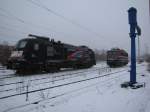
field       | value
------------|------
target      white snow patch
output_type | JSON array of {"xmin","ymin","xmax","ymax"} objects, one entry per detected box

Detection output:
[{"xmin": 0, "ymin": 62, "xmax": 150, "ymax": 112}]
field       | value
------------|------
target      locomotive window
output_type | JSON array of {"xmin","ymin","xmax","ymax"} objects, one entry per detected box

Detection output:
[
  {"xmin": 34, "ymin": 43, "xmax": 39, "ymax": 51},
  {"xmin": 108, "ymin": 51, "xmax": 115, "ymax": 55},
  {"xmin": 47, "ymin": 46, "xmax": 54, "ymax": 56},
  {"xmin": 16, "ymin": 40, "xmax": 27, "ymax": 49}
]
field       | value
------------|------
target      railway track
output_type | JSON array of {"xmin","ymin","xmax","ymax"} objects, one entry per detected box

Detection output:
[
  {"xmin": 3, "ymin": 68, "xmax": 128, "ymax": 112},
  {"xmin": 0, "ymin": 74, "xmax": 17, "ymax": 80},
  {"xmin": 0, "ymin": 66, "xmax": 109, "ymax": 87},
  {"xmin": 2, "ymin": 63, "xmax": 145, "ymax": 112},
  {"xmin": 0, "ymin": 64, "xmax": 143, "ymax": 93},
  {"xmin": 0, "ymin": 63, "xmax": 145, "ymax": 112},
  {"xmin": 0, "ymin": 66, "xmax": 6, "ymax": 70},
  {"xmin": 0, "ymin": 66, "xmax": 111, "ymax": 93},
  {"xmin": 0, "ymin": 66, "xmax": 102, "ymax": 81},
  {"xmin": 0, "ymin": 66, "xmax": 126, "ymax": 100}
]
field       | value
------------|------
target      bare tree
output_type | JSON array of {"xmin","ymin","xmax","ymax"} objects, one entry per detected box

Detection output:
[{"xmin": 94, "ymin": 49, "xmax": 107, "ymax": 62}]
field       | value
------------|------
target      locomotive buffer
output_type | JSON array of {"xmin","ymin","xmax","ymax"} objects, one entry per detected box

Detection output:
[{"xmin": 121, "ymin": 7, "xmax": 145, "ymax": 89}]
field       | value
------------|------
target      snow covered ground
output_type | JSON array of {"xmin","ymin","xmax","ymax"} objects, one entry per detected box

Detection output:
[{"xmin": 0, "ymin": 62, "xmax": 150, "ymax": 112}]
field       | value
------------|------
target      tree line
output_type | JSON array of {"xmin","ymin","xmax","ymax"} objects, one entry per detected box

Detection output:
[{"xmin": 94, "ymin": 49, "xmax": 107, "ymax": 62}]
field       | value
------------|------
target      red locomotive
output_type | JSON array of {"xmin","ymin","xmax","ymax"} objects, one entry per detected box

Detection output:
[{"xmin": 107, "ymin": 48, "xmax": 128, "ymax": 67}]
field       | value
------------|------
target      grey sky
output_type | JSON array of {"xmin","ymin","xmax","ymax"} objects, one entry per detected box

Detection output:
[{"xmin": 0, "ymin": 0, "xmax": 149, "ymax": 54}]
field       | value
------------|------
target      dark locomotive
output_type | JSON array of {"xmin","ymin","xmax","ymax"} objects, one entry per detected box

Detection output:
[
  {"xmin": 7, "ymin": 34, "xmax": 96, "ymax": 73},
  {"xmin": 107, "ymin": 48, "xmax": 128, "ymax": 67}
]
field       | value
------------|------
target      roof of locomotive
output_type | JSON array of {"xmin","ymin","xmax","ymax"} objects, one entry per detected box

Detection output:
[
  {"xmin": 17, "ymin": 34, "xmax": 93, "ymax": 51},
  {"xmin": 107, "ymin": 48, "xmax": 128, "ymax": 54},
  {"xmin": 18, "ymin": 36, "xmax": 77, "ymax": 49}
]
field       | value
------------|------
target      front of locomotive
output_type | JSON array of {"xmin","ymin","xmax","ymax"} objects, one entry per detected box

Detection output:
[
  {"xmin": 7, "ymin": 39, "xmax": 30, "ymax": 70},
  {"xmin": 107, "ymin": 49, "xmax": 129, "ymax": 67},
  {"xmin": 107, "ymin": 49, "xmax": 119, "ymax": 66}
]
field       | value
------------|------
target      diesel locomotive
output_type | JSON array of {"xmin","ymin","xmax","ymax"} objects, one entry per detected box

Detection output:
[
  {"xmin": 7, "ymin": 34, "xmax": 96, "ymax": 73},
  {"xmin": 107, "ymin": 48, "xmax": 128, "ymax": 67}
]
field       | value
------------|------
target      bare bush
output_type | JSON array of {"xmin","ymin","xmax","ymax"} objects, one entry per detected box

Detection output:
[
  {"xmin": 145, "ymin": 54, "xmax": 150, "ymax": 63},
  {"xmin": 0, "ymin": 41, "xmax": 14, "ymax": 66},
  {"xmin": 94, "ymin": 49, "xmax": 107, "ymax": 62}
]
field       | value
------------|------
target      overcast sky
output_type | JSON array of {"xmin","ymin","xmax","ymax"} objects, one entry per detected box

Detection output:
[{"xmin": 0, "ymin": 0, "xmax": 149, "ymax": 54}]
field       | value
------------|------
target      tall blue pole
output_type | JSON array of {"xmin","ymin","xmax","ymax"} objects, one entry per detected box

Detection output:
[
  {"xmin": 130, "ymin": 25, "xmax": 136, "ymax": 83},
  {"xmin": 128, "ymin": 7, "xmax": 137, "ymax": 84}
]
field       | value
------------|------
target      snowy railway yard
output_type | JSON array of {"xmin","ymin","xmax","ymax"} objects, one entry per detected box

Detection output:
[{"xmin": 0, "ymin": 62, "xmax": 150, "ymax": 112}]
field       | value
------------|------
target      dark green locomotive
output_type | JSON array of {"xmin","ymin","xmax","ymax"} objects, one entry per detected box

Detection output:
[{"xmin": 7, "ymin": 34, "xmax": 96, "ymax": 73}]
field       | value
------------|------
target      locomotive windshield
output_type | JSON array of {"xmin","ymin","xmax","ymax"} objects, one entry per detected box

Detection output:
[
  {"xmin": 107, "ymin": 50, "xmax": 128, "ymax": 59},
  {"xmin": 107, "ymin": 51, "xmax": 116, "ymax": 57},
  {"xmin": 16, "ymin": 40, "xmax": 27, "ymax": 49}
]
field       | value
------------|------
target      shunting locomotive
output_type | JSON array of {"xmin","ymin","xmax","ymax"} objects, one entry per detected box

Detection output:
[
  {"xmin": 7, "ymin": 34, "xmax": 96, "ymax": 73},
  {"xmin": 107, "ymin": 48, "xmax": 128, "ymax": 67}
]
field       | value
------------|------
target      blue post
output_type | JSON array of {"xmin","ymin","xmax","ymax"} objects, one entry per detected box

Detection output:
[{"xmin": 128, "ymin": 7, "xmax": 137, "ymax": 84}]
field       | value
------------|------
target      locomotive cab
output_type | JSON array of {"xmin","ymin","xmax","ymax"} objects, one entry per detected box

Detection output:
[
  {"xmin": 7, "ymin": 39, "xmax": 28, "ymax": 69},
  {"xmin": 10, "ymin": 40, "xmax": 26, "ymax": 60},
  {"xmin": 7, "ymin": 38, "xmax": 47, "ymax": 70}
]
